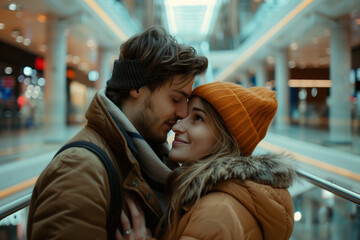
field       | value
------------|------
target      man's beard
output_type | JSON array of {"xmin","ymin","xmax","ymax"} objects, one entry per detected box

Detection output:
[{"xmin": 133, "ymin": 99, "xmax": 165, "ymax": 145}]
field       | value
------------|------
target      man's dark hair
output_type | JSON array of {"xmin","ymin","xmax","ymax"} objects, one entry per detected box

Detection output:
[{"xmin": 106, "ymin": 26, "xmax": 208, "ymax": 107}]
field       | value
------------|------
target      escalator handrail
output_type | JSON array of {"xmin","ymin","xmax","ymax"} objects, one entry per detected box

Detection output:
[
  {"xmin": 0, "ymin": 193, "xmax": 32, "ymax": 220},
  {"xmin": 1, "ymin": 169, "xmax": 359, "ymax": 221},
  {"xmin": 296, "ymin": 169, "xmax": 360, "ymax": 205}
]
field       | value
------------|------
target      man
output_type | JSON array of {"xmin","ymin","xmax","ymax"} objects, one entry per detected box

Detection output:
[{"xmin": 27, "ymin": 26, "xmax": 208, "ymax": 239}]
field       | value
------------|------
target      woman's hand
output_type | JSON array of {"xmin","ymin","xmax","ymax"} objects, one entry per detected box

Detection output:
[{"xmin": 115, "ymin": 196, "xmax": 152, "ymax": 240}]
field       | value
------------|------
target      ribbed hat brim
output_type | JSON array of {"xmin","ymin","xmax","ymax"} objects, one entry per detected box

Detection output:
[{"xmin": 192, "ymin": 81, "xmax": 278, "ymax": 156}]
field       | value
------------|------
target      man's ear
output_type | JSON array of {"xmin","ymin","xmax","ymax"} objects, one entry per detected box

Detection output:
[{"xmin": 129, "ymin": 88, "xmax": 140, "ymax": 99}]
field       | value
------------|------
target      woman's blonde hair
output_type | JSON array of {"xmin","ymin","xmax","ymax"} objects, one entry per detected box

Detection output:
[{"xmin": 158, "ymin": 97, "xmax": 242, "ymax": 239}]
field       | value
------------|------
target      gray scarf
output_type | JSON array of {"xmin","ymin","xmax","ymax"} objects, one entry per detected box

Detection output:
[{"xmin": 98, "ymin": 89, "xmax": 171, "ymax": 211}]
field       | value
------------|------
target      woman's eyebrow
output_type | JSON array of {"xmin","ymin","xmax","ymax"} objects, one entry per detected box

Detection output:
[{"xmin": 192, "ymin": 107, "xmax": 206, "ymax": 114}]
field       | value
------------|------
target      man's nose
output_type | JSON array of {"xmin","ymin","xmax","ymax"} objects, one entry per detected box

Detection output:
[{"xmin": 175, "ymin": 102, "xmax": 188, "ymax": 119}]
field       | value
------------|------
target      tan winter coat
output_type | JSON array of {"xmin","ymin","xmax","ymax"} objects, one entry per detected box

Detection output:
[
  {"xmin": 160, "ymin": 154, "xmax": 296, "ymax": 240},
  {"xmin": 27, "ymin": 92, "xmax": 163, "ymax": 239}
]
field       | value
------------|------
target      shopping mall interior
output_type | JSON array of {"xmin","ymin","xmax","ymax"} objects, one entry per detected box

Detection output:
[{"xmin": 0, "ymin": 0, "xmax": 359, "ymax": 239}]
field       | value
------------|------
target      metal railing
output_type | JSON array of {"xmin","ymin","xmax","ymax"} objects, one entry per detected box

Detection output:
[
  {"xmin": 0, "ymin": 193, "xmax": 31, "ymax": 220},
  {"xmin": 296, "ymin": 169, "xmax": 360, "ymax": 205},
  {"xmin": 0, "ymin": 169, "xmax": 359, "ymax": 221}
]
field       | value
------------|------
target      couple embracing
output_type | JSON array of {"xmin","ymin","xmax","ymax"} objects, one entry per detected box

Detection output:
[{"xmin": 27, "ymin": 26, "xmax": 296, "ymax": 240}]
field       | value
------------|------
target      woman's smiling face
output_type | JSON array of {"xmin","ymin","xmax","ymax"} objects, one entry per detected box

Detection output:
[{"xmin": 169, "ymin": 96, "xmax": 217, "ymax": 165}]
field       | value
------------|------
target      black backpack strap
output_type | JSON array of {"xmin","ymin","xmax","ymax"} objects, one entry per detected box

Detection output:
[{"xmin": 54, "ymin": 141, "xmax": 122, "ymax": 240}]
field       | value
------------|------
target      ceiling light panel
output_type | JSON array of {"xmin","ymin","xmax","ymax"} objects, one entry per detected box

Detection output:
[{"xmin": 164, "ymin": 0, "xmax": 219, "ymax": 40}]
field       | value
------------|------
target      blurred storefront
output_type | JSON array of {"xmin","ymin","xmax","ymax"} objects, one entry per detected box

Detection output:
[
  {"xmin": 0, "ymin": 40, "xmax": 97, "ymax": 131},
  {"xmin": 0, "ymin": 41, "xmax": 42, "ymax": 130}
]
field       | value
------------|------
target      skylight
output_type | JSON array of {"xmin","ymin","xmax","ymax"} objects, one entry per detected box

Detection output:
[{"xmin": 164, "ymin": 0, "xmax": 220, "ymax": 41}]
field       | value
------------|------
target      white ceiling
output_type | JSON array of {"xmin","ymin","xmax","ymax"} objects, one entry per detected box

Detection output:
[
  {"xmin": 0, "ymin": 0, "xmax": 135, "ymax": 73},
  {"xmin": 0, "ymin": 0, "xmax": 359, "ymax": 80},
  {"xmin": 212, "ymin": 0, "xmax": 360, "ymax": 81}
]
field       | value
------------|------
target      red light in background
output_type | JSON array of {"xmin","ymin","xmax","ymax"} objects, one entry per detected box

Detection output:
[
  {"xmin": 17, "ymin": 95, "xmax": 27, "ymax": 109},
  {"xmin": 35, "ymin": 57, "xmax": 45, "ymax": 71},
  {"xmin": 66, "ymin": 69, "xmax": 76, "ymax": 80}
]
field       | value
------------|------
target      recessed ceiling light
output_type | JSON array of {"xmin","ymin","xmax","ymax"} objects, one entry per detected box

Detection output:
[
  {"xmin": 38, "ymin": 78, "xmax": 46, "ymax": 86},
  {"xmin": 23, "ymin": 38, "xmax": 31, "ymax": 46},
  {"xmin": 88, "ymin": 70, "xmax": 99, "ymax": 81},
  {"xmin": 5, "ymin": 67, "xmax": 13, "ymax": 75},
  {"xmin": 8, "ymin": 3, "xmax": 17, "ymax": 11},
  {"xmin": 16, "ymin": 36, "xmax": 23, "ymax": 43},
  {"xmin": 23, "ymin": 66, "xmax": 32, "ymax": 76},
  {"xmin": 288, "ymin": 60, "xmax": 296, "ymax": 69}
]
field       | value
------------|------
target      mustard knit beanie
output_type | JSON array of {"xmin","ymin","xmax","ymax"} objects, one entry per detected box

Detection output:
[{"xmin": 192, "ymin": 81, "xmax": 278, "ymax": 156}]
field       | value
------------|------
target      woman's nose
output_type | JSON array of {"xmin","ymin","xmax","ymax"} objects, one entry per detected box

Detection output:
[{"xmin": 172, "ymin": 120, "xmax": 185, "ymax": 133}]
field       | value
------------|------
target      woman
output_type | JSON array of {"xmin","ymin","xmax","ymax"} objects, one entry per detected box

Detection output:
[{"xmin": 120, "ymin": 81, "xmax": 296, "ymax": 240}]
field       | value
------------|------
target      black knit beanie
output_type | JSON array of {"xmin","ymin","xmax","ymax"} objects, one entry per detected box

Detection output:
[{"xmin": 106, "ymin": 59, "xmax": 149, "ymax": 90}]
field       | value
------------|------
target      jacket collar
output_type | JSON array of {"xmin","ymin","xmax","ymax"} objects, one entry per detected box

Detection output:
[
  {"xmin": 181, "ymin": 153, "xmax": 297, "ymax": 206},
  {"xmin": 108, "ymin": 110, "xmax": 138, "ymax": 158},
  {"xmin": 181, "ymin": 153, "xmax": 297, "ymax": 238}
]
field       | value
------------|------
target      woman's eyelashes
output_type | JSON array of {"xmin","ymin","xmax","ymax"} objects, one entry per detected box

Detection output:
[{"xmin": 192, "ymin": 113, "xmax": 204, "ymax": 122}]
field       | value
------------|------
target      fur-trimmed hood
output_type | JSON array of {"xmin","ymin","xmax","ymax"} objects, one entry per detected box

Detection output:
[
  {"xmin": 175, "ymin": 153, "xmax": 297, "ymax": 239},
  {"xmin": 181, "ymin": 153, "xmax": 297, "ymax": 207}
]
